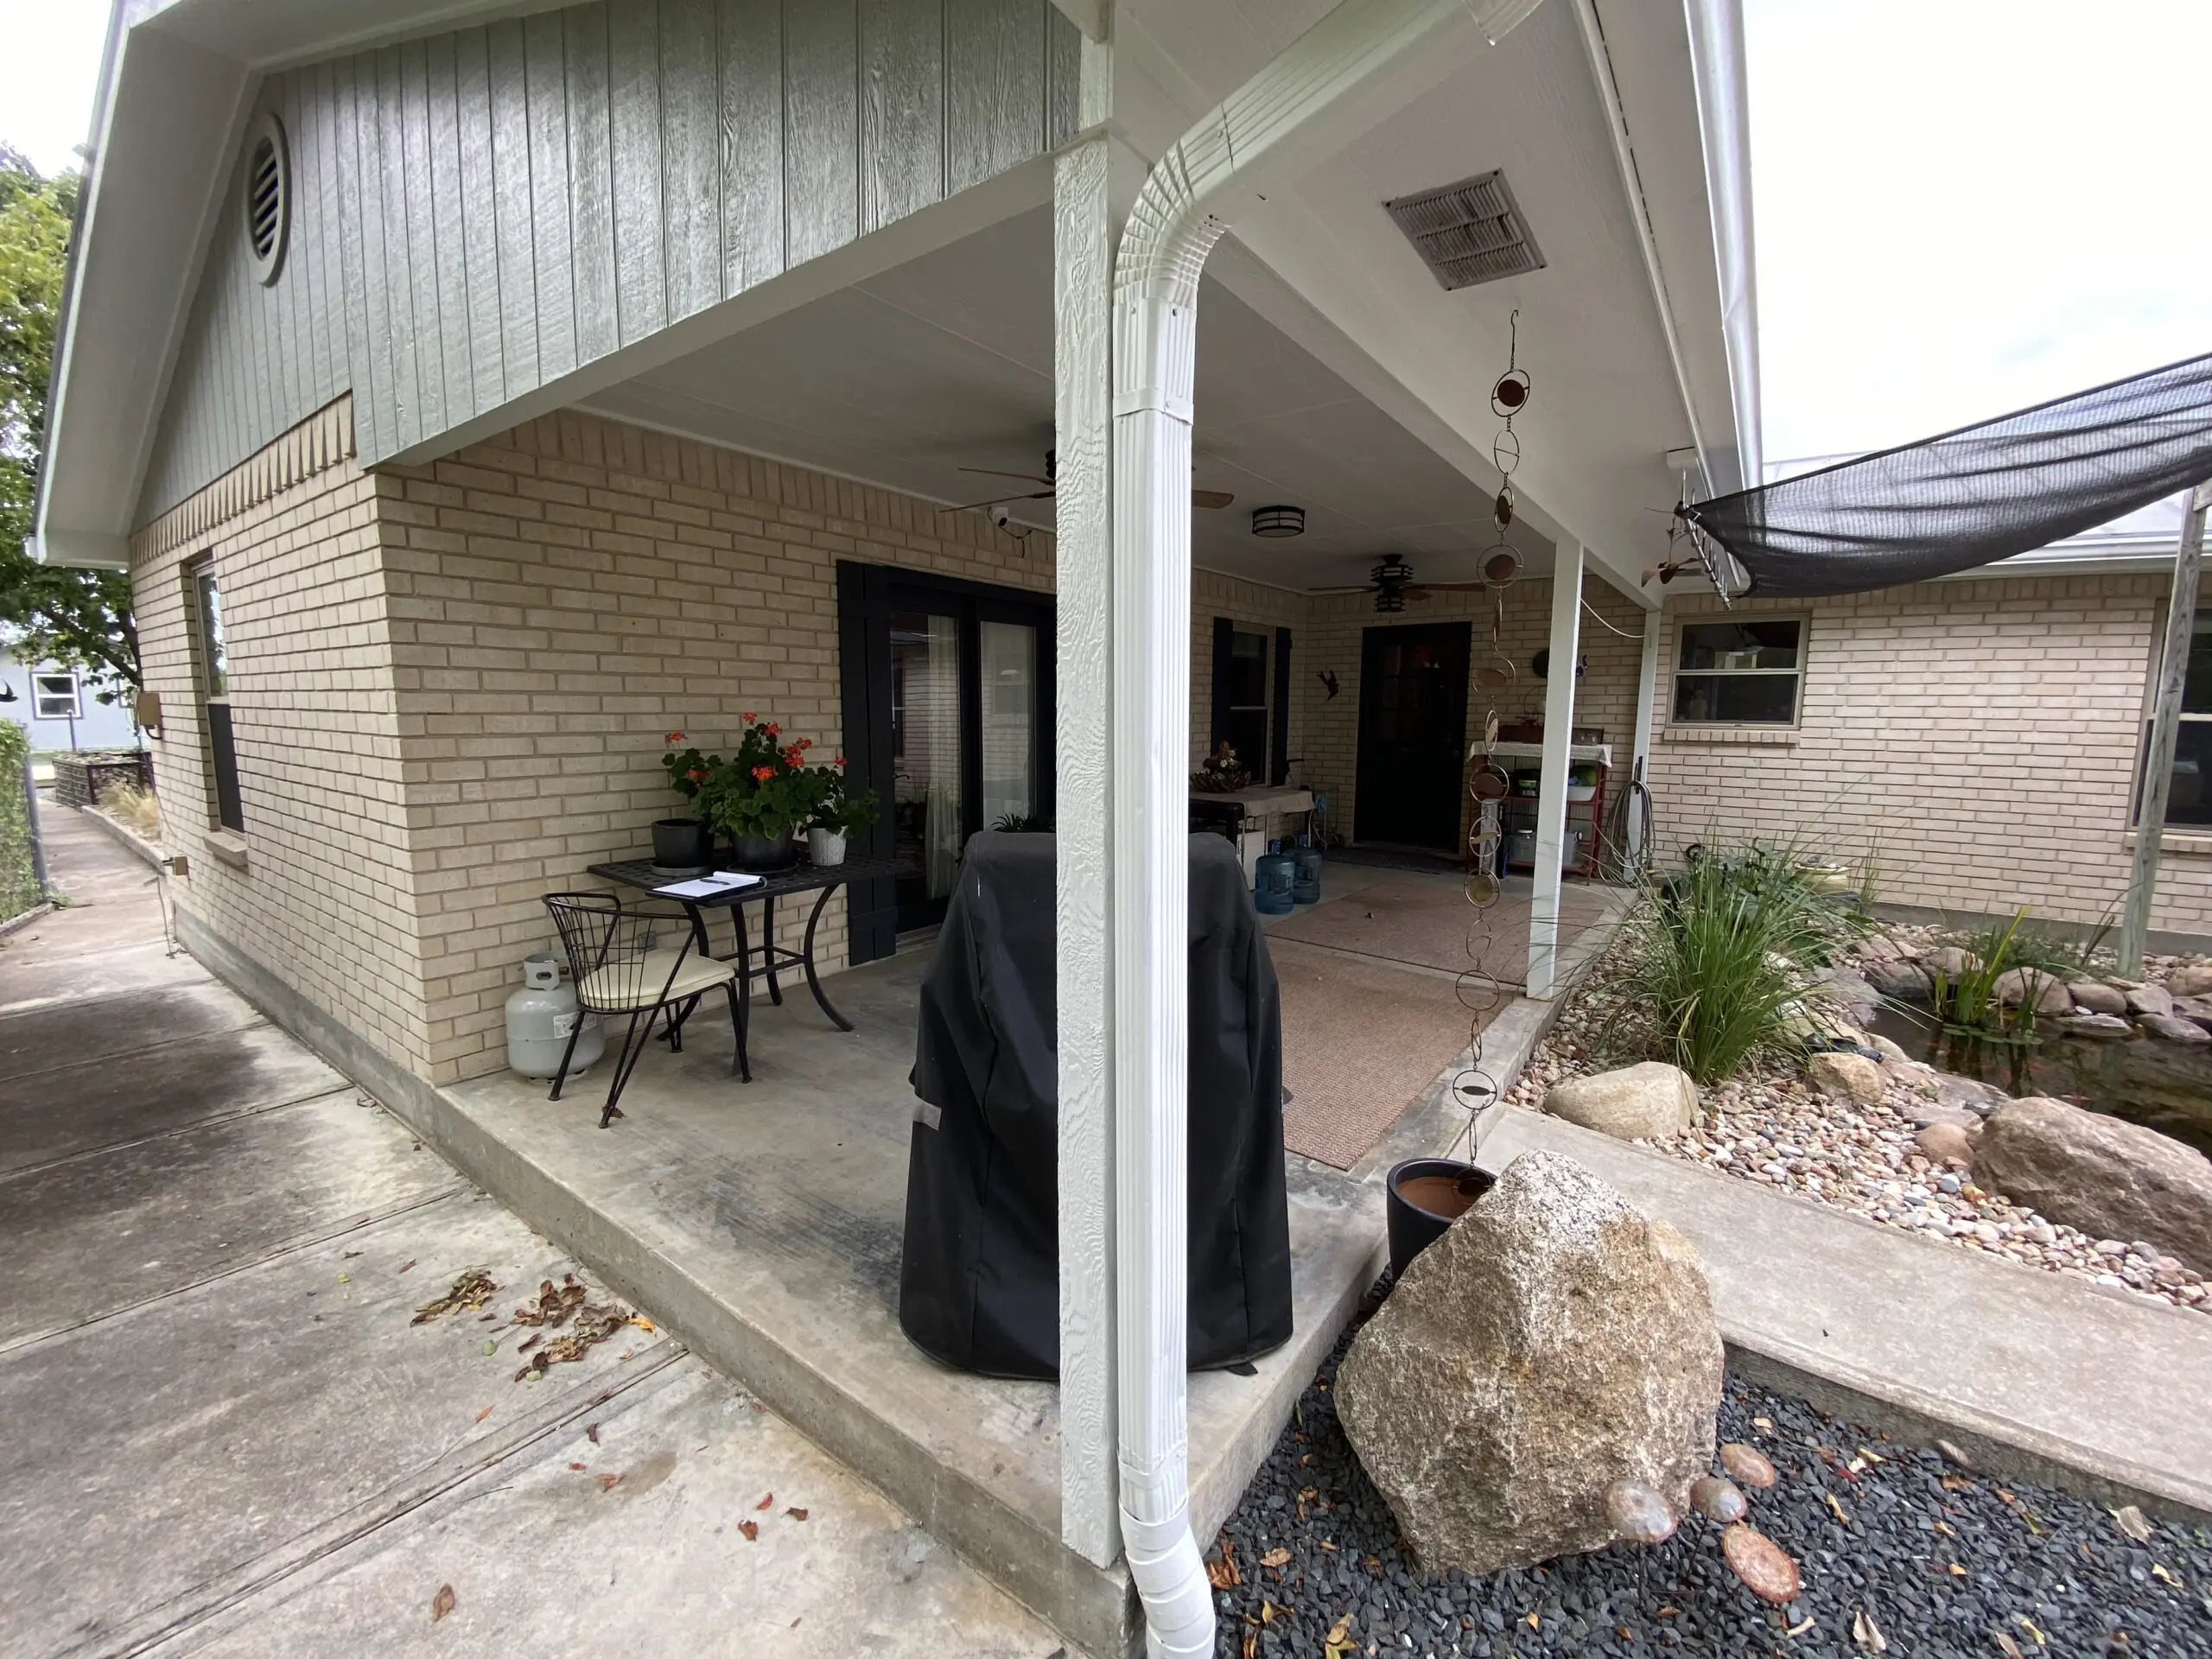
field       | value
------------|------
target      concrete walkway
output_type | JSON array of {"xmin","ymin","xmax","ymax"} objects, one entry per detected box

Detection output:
[
  {"xmin": 0, "ymin": 805, "xmax": 1060, "ymax": 1657},
  {"xmin": 1475, "ymin": 1107, "xmax": 2212, "ymax": 1522}
]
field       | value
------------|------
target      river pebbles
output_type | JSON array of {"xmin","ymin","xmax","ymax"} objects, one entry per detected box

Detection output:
[
  {"xmin": 1209, "ymin": 1307, "xmax": 2212, "ymax": 1657},
  {"xmin": 1500, "ymin": 988, "xmax": 2210, "ymax": 1318}
]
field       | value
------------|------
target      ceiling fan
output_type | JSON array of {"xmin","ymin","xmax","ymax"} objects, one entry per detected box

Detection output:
[
  {"xmin": 942, "ymin": 450, "xmax": 1235, "ymax": 523},
  {"xmin": 1312, "ymin": 551, "xmax": 1526, "ymax": 613}
]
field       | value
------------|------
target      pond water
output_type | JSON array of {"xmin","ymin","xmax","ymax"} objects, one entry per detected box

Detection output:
[{"xmin": 1865, "ymin": 1003, "xmax": 2212, "ymax": 1158}]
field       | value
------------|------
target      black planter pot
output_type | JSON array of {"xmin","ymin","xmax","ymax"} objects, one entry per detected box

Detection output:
[
  {"xmin": 1384, "ymin": 1157, "xmax": 1494, "ymax": 1280},
  {"xmin": 732, "ymin": 830, "xmax": 798, "ymax": 871},
  {"xmin": 651, "ymin": 817, "xmax": 712, "ymax": 868}
]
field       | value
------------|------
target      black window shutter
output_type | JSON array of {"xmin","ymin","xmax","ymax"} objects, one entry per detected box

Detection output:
[
  {"xmin": 1271, "ymin": 627, "xmax": 1293, "ymax": 785},
  {"xmin": 1209, "ymin": 616, "xmax": 1234, "ymax": 753}
]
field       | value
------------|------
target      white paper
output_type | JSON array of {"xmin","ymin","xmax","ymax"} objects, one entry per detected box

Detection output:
[{"xmin": 655, "ymin": 871, "xmax": 763, "ymax": 899}]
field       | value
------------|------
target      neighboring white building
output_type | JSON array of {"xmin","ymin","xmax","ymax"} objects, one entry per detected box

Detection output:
[{"xmin": 0, "ymin": 651, "xmax": 139, "ymax": 753}]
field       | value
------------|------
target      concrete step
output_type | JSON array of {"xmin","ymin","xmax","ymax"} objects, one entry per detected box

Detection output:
[{"xmin": 1474, "ymin": 1108, "xmax": 2212, "ymax": 1522}]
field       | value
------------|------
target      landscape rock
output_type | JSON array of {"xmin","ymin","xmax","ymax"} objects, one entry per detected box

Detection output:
[
  {"xmin": 2126, "ymin": 982, "xmax": 2176, "ymax": 1020},
  {"xmin": 1823, "ymin": 966, "xmax": 1883, "ymax": 1020},
  {"xmin": 2057, "ymin": 1012, "xmax": 2134, "ymax": 1040},
  {"xmin": 1805, "ymin": 1050, "xmax": 1886, "ymax": 1104},
  {"xmin": 1904, "ymin": 1101, "xmax": 1979, "ymax": 1131},
  {"xmin": 1862, "ymin": 960, "xmax": 1931, "ymax": 1001},
  {"xmin": 1721, "ymin": 1523, "xmax": 1802, "ymax": 1605},
  {"xmin": 1336, "ymin": 1152, "xmax": 1723, "ymax": 1576},
  {"xmin": 1855, "ymin": 935, "xmax": 1904, "ymax": 963},
  {"xmin": 1974, "ymin": 1096, "xmax": 2212, "ymax": 1273},
  {"xmin": 2139, "ymin": 1011, "xmax": 2210, "ymax": 1045},
  {"xmin": 1542, "ymin": 1062, "xmax": 1698, "ymax": 1141},
  {"xmin": 1924, "ymin": 946, "xmax": 1980, "ymax": 979},
  {"xmin": 2170, "ymin": 993, "xmax": 2212, "ymax": 1031},
  {"xmin": 1936, "ymin": 1073, "xmax": 2009, "ymax": 1116},
  {"xmin": 1916, "ymin": 1122, "xmax": 1975, "ymax": 1166},
  {"xmin": 1866, "ymin": 1033, "xmax": 1913, "ymax": 1064},
  {"xmin": 2167, "ymin": 962, "xmax": 2212, "ymax": 998},
  {"xmin": 1993, "ymin": 967, "xmax": 2074, "ymax": 1014},
  {"xmin": 2068, "ymin": 982, "xmax": 2128, "ymax": 1016}
]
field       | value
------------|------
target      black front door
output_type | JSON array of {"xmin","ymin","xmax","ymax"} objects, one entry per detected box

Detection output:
[
  {"xmin": 838, "ymin": 563, "xmax": 1054, "ymax": 954},
  {"xmin": 1354, "ymin": 621, "xmax": 1471, "ymax": 852}
]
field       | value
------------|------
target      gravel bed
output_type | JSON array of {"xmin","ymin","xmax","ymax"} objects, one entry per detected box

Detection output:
[
  {"xmin": 1500, "ymin": 940, "xmax": 2210, "ymax": 1318},
  {"xmin": 1210, "ymin": 1300, "xmax": 2212, "ymax": 1657}
]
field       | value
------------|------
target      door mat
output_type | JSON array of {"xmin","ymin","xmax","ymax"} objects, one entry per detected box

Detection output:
[{"xmin": 1274, "ymin": 939, "xmax": 1497, "ymax": 1171}]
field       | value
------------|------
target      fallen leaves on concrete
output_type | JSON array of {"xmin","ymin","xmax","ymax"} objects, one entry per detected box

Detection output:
[
  {"xmin": 430, "ymin": 1584, "xmax": 455, "ymax": 1623},
  {"xmin": 507, "ymin": 1274, "xmax": 632, "ymax": 1381},
  {"xmin": 411, "ymin": 1268, "xmax": 499, "ymax": 1325}
]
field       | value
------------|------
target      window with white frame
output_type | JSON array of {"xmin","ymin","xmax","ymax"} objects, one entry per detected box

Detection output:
[
  {"xmin": 32, "ymin": 671, "xmax": 81, "ymax": 721},
  {"xmin": 1672, "ymin": 618, "xmax": 1806, "ymax": 725},
  {"xmin": 2138, "ymin": 608, "xmax": 2212, "ymax": 827}
]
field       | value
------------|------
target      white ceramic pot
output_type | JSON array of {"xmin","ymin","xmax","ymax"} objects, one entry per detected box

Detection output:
[{"xmin": 807, "ymin": 827, "xmax": 848, "ymax": 867}]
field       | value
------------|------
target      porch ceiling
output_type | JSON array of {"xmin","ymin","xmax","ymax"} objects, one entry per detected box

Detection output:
[{"xmin": 580, "ymin": 206, "xmax": 1559, "ymax": 595}]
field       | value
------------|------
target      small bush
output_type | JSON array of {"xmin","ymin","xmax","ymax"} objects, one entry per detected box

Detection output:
[
  {"xmin": 1607, "ymin": 842, "xmax": 1865, "ymax": 1084},
  {"xmin": 0, "ymin": 723, "xmax": 39, "ymax": 922}
]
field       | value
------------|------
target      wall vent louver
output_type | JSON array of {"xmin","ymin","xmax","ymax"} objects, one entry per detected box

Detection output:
[
  {"xmin": 1383, "ymin": 170, "xmax": 1544, "ymax": 291},
  {"xmin": 245, "ymin": 112, "xmax": 290, "ymax": 286}
]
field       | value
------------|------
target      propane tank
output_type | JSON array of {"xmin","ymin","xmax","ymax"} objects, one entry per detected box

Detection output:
[{"xmin": 505, "ymin": 952, "xmax": 605, "ymax": 1080}]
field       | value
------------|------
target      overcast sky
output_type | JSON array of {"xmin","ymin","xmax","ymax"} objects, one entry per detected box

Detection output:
[{"xmin": 1, "ymin": 1, "xmax": 2206, "ymax": 468}]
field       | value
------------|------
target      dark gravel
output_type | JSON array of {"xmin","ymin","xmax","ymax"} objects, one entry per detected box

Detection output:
[{"xmin": 1211, "ymin": 1283, "xmax": 2212, "ymax": 1657}]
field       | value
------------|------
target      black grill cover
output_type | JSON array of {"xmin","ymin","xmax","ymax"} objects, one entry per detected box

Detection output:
[{"xmin": 899, "ymin": 831, "xmax": 1294, "ymax": 1379}]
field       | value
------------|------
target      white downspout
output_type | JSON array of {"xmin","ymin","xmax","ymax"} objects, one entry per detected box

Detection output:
[{"xmin": 1108, "ymin": 3, "xmax": 1547, "ymax": 1653}]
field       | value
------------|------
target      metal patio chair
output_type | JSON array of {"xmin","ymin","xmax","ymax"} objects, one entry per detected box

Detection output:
[{"xmin": 543, "ymin": 892, "xmax": 744, "ymax": 1127}]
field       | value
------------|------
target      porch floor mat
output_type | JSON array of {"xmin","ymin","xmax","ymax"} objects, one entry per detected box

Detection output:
[
  {"xmin": 1265, "ymin": 874, "xmax": 1611, "ymax": 983},
  {"xmin": 1274, "ymin": 939, "xmax": 1492, "ymax": 1171}
]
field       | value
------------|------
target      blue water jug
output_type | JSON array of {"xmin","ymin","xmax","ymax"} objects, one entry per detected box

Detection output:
[
  {"xmin": 1254, "ymin": 852, "xmax": 1296, "ymax": 915},
  {"xmin": 1291, "ymin": 845, "xmax": 1324, "ymax": 905}
]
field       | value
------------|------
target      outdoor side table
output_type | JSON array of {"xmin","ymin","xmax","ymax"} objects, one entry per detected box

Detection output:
[{"xmin": 586, "ymin": 854, "xmax": 910, "ymax": 1081}]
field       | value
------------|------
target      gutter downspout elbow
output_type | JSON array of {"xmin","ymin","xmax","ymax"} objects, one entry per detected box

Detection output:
[{"xmin": 1105, "ymin": 4, "xmax": 1547, "ymax": 1656}]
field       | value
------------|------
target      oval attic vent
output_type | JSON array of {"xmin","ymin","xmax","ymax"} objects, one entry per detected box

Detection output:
[{"xmin": 245, "ymin": 113, "xmax": 290, "ymax": 285}]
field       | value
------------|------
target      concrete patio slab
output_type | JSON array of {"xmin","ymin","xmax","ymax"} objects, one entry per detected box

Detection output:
[
  {"xmin": 1474, "ymin": 1108, "xmax": 2212, "ymax": 1522},
  {"xmin": 0, "ymin": 979, "xmax": 265, "ymax": 1080},
  {"xmin": 425, "ymin": 950, "xmax": 1384, "ymax": 1659}
]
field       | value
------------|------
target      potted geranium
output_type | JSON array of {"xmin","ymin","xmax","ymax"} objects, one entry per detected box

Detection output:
[
  {"xmin": 696, "ymin": 714, "xmax": 819, "ymax": 870},
  {"xmin": 804, "ymin": 761, "xmax": 880, "ymax": 868},
  {"xmin": 654, "ymin": 733, "xmax": 717, "ymax": 869}
]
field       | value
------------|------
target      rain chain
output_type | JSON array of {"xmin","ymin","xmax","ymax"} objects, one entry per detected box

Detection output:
[{"xmin": 1448, "ymin": 314, "xmax": 1534, "ymax": 1153}]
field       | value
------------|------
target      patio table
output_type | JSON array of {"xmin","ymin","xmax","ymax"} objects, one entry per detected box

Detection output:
[{"xmin": 586, "ymin": 853, "xmax": 910, "ymax": 1080}]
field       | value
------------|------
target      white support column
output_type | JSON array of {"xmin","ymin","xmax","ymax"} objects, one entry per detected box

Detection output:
[
  {"xmin": 1627, "ymin": 599, "xmax": 1662, "ymax": 869},
  {"xmin": 1529, "ymin": 546, "xmax": 1585, "ymax": 999},
  {"xmin": 1053, "ymin": 21, "xmax": 1121, "ymax": 1569}
]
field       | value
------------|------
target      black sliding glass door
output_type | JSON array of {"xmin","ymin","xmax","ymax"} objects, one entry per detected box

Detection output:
[{"xmin": 838, "ymin": 563, "xmax": 1054, "ymax": 953}]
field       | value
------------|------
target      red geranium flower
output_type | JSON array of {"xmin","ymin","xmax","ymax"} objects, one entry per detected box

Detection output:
[
  {"xmin": 752, "ymin": 765, "xmax": 775, "ymax": 782},
  {"xmin": 833, "ymin": 753, "xmax": 847, "ymax": 767},
  {"xmin": 798, "ymin": 737, "xmax": 814, "ymax": 749},
  {"xmin": 764, "ymin": 721, "xmax": 781, "ymax": 737},
  {"xmin": 664, "ymin": 730, "xmax": 685, "ymax": 744},
  {"xmin": 688, "ymin": 766, "xmax": 707, "ymax": 783},
  {"xmin": 742, "ymin": 711, "xmax": 757, "ymax": 722}
]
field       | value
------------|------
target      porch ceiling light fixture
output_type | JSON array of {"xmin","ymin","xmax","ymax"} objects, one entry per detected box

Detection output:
[
  {"xmin": 1250, "ymin": 505, "xmax": 1305, "ymax": 538},
  {"xmin": 1106, "ymin": 0, "xmax": 1545, "ymax": 1654}
]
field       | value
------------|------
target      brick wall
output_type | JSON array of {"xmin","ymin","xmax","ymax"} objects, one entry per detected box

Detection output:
[
  {"xmin": 1647, "ymin": 575, "xmax": 2212, "ymax": 932},
  {"xmin": 1189, "ymin": 569, "xmax": 1310, "ymax": 772},
  {"xmin": 1298, "ymin": 574, "xmax": 1651, "ymax": 848},
  {"xmin": 378, "ymin": 411, "xmax": 1054, "ymax": 1083},
  {"xmin": 131, "ymin": 398, "xmax": 438, "ymax": 1076}
]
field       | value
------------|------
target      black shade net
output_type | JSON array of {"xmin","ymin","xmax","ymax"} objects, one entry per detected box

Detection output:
[{"xmin": 1677, "ymin": 351, "xmax": 2212, "ymax": 598}]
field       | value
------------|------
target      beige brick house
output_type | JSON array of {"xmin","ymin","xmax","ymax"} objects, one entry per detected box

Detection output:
[{"xmin": 56, "ymin": 2, "xmax": 2202, "ymax": 1649}]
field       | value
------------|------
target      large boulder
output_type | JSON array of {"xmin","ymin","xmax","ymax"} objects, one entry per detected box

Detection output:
[
  {"xmin": 2168, "ymin": 962, "xmax": 2212, "ymax": 999},
  {"xmin": 1337, "ymin": 1153, "xmax": 1722, "ymax": 1575},
  {"xmin": 1806, "ymin": 1050, "xmax": 1886, "ymax": 1104},
  {"xmin": 2139, "ymin": 1012, "xmax": 2211, "ymax": 1045},
  {"xmin": 2069, "ymin": 981, "xmax": 2128, "ymax": 1017},
  {"xmin": 1993, "ymin": 967, "xmax": 2072, "ymax": 1015},
  {"xmin": 1542, "ymin": 1063, "xmax": 1698, "ymax": 1141},
  {"xmin": 1925, "ymin": 946, "xmax": 1980, "ymax": 979},
  {"xmin": 1863, "ymin": 960, "xmax": 1931, "ymax": 1002},
  {"xmin": 1974, "ymin": 1097, "xmax": 2212, "ymax": 1273},
  {"xmin": 2126, "ymin": 982, "xmax": 2176, "ymax": 1020}
]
